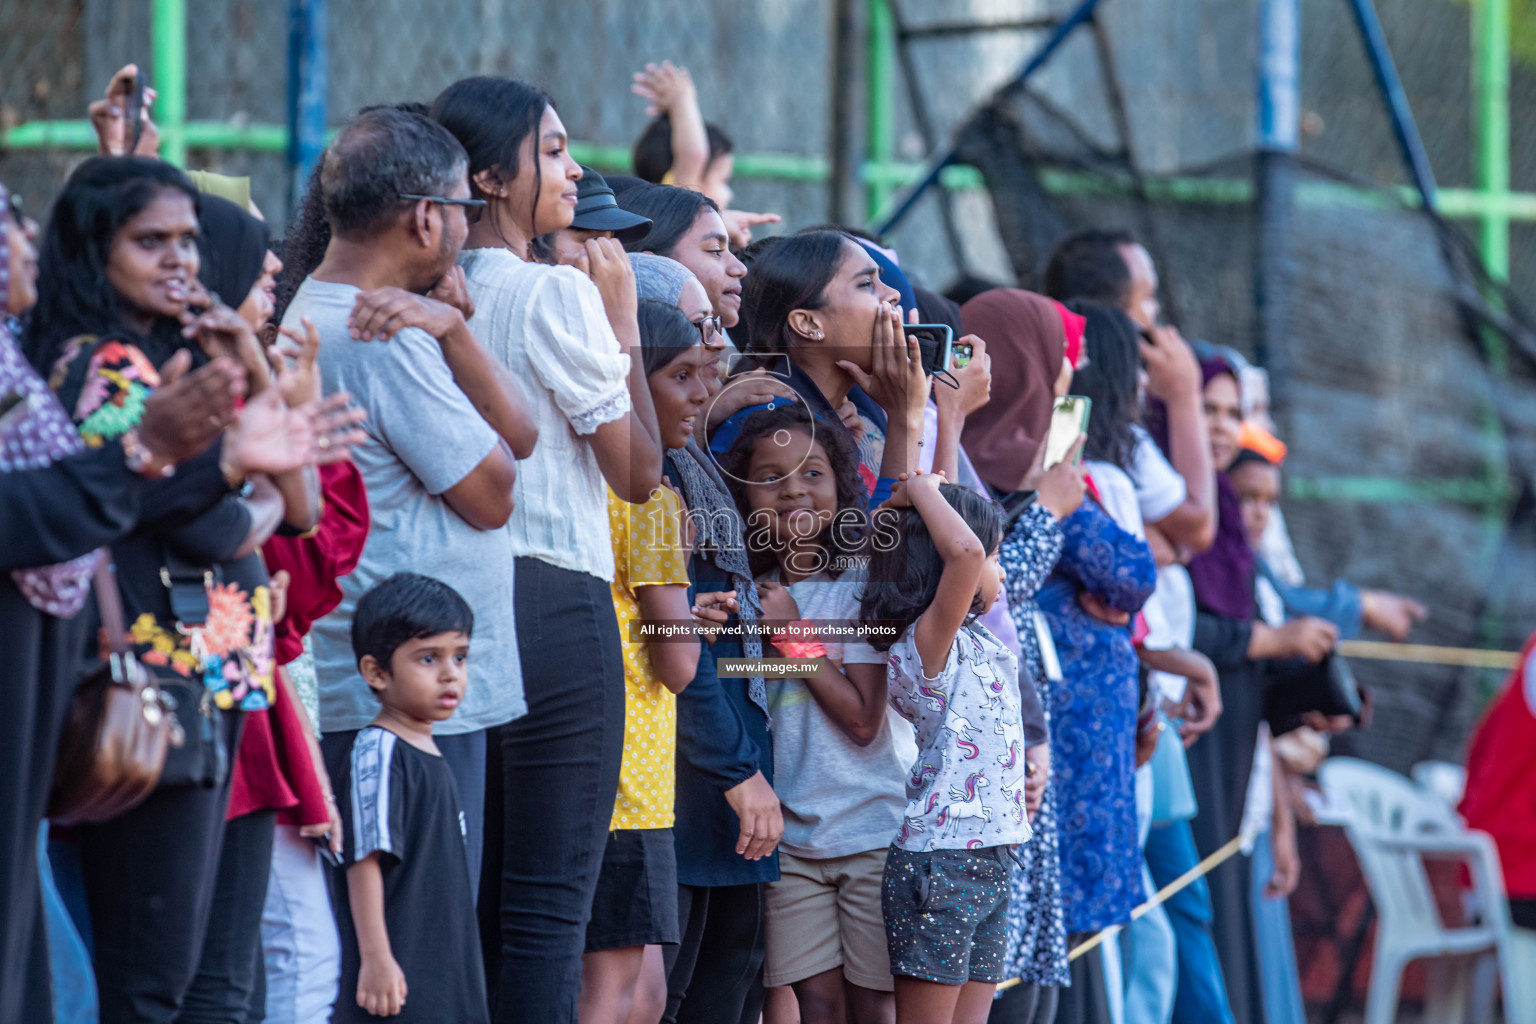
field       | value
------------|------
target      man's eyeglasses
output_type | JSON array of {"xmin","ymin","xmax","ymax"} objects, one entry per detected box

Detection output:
[
  {"xmin": 399, "ymin": 193, "xmax": 487, "ymax": 226},
  {"xmin": 694, "ymin": 314, "xmax": 724, "ymax": 347}
]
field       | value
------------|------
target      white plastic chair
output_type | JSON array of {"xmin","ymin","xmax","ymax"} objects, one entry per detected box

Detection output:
[
  {"xmin": 1317, "ymin": 757, "xmax": 1531, "ymax": 1024},
  {"xmin": 1410, "ymin": 759, "xmax": 1467, "ymax": 814}
]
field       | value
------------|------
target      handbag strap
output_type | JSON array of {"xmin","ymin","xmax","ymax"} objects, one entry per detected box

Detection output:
[{"xmin": 92, "ymin": 558, "xmax": 137, "ymax": 684}]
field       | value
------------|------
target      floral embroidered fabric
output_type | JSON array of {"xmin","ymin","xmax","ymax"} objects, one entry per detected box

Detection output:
[{"xmin": 51, "ymin": 336, "xmax": 274, "ymax": 710}]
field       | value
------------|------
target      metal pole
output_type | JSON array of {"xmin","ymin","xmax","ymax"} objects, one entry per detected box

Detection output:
[
  {"xmin": 1344, "ymin": 0, "xmax": 1437, "ymax": 211},
  {"xmin": 151, "ymin": 0, "xmax": 187, "ymax": 166},
  {"xmin": 1473, "ymin": 0, "xmax": 1510, "ymax": 287},
  {"xmin": 870, "ymin": 0, "xmax": 1104, "ymax": 236},
  {"xmin": 1255, "ymin": 0, "xmax": 1300, "ymax": 423},
  {"xmin": 865, "ymin": 0, "xmax": 896, "ymax": 218},
  {"xmin": 286, "ymin": 0, "xmax": 329, "ymax": 212},
  {"xmin": 830, "ymin": 0, "xmax": 866, "ymax": 225}
]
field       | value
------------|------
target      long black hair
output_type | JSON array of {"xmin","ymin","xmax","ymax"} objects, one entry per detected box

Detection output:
[
  {"xmin": 26, "ymin": 156, "xmax": 200, "ymax": 369},
  {"xmin": 859, "ymin": 483, "xmax": 1002, "ymax": 652},
  {"xmin": 636, "ymin": 297, "xmax": 700, "ymax": 377},
  {"xmin": 1067, "ymin": 299, "xmax": 1142, "ymax": 470},
  {"xmin": 717, "ymin": 402, "xmax": 870, "ymax": 578},
  {"xmin": 736, "ymin": 229, "xmax": 849, "ymax": 356},
  {"xmin": 431, "ymin": 76, "xmax": 554, "ymax": 238},
  {"xmin": 617, "ymin": 183, "xmax": 720, "ymax": 256}
]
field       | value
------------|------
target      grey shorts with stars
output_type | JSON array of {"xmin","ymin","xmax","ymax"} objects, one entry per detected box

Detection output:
[{"xmin": 881, "ymin": 844, "xmax": 1013, "ymax": 985}]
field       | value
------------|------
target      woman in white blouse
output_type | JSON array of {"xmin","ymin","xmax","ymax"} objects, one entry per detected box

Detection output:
[{"xmin": 432, "ymin": 76, "xmax": 663, "ymax": 1024}]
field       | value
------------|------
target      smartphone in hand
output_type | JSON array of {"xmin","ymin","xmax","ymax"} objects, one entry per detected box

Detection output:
[
  {"xmin": 124, "ymin": 70, "xmax": 147, "ymax": 153},
  {"xmin": 904, "ymin": 323, "xmax": 953, "ymax": 377},
  {"xmin": 1042, "ymin": 395, "xmax": 1092, "ymax": 469}
]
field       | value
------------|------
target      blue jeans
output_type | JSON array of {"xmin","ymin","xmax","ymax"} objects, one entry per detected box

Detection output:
[
  {"xmin": 41, "ymin": 824, "xmax": 97, "ymax": 1024},
  {"xmin": 1144, "ymin": 821, "xmax": 1235, "ymax": 1024},
  {"xmin": 1250, "ymin": 829, "xmax": 1306, "ymax": 1024}
]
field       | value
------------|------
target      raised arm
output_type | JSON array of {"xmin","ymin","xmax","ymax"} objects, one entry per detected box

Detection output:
[
  {"xmin": 1141, "ymin": 325, "xmax": 1216, "ymax": 553},
  {"xmin": 632, "ymin": 61, "xmax": 710, "ymax": 188},
  {"xmin": 904, "ymin": 473, "xmax": 987, "ymax": 677}
]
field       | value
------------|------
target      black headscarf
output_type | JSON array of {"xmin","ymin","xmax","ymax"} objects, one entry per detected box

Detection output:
[{"xmin": 196, "ymin": 194, "xmax": 269, "ymax": 308}]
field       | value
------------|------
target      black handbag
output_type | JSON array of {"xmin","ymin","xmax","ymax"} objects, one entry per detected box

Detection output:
[
  {"xmin": 1264, "ymin": 652, "xmax": 1363, "ymax": 736},
  {"xmin": 152, "ymin": 548, "xmax": 233, "ymax": 789}
]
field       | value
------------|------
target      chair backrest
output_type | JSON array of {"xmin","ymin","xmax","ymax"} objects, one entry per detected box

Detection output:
[
  {"xmin": 1318, "ymin": 757, "xmax": 1453, "ymax": 935},
  {"xmin": 1411, "ymin": 760, "xmax": 1467, "ymax": 817}
]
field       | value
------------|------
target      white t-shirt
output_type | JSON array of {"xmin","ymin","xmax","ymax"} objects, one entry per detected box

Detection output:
[
  {"xmin": 1124, "ymin": 427, "xmax": 1195, "ymax": 699},
  {"xmin": 460, "ymin": 248, "xmax": 632, "ymax": 582},
  {"xmin": 765, "ymin": 568, "xmax": 911, "ymax": 858},
  {"xmin": 1128, "ymin": 424, "xmax": 1187, "ymax": 524}
]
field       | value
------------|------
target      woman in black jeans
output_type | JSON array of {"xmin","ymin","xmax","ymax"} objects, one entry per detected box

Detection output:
[
  {"xmin": 26, "ymin": 157, "xmax": 360, "ymax": 1023},
  {"xmin": 431, "ymin": 77, "xmax": 664, "ymax": 1023}
]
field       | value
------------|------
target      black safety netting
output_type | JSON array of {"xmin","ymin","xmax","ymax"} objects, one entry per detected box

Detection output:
[{"xmin": 941, "ymin": 0, "xmax": 1536, "ymax": 775}]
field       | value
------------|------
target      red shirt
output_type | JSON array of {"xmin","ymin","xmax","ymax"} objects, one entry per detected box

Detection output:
[
  {"xmin": 229, "ymin": 463, "xmax": 370, "ymax": 822},
  {"xmin": 1459, "ymin": 631, "xmax": 1536, "ymax": 899},
  {"xmin": 266, "ymin": 461, "xmax": 370, "ymax": 665}
]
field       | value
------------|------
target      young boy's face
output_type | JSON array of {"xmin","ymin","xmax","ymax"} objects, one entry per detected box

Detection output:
[
  {"xmin": 1230, "ymin": 461, "xmax": 1281, "ymax": 549},
  {"xmin": 363, "ymin": 632, "xmax": 471, "ymax": 724}
]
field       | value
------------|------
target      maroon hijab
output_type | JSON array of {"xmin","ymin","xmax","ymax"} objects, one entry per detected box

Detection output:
[{"xmin": 960, "ymin": 289, "xmax": 1065, "ymax": 493}]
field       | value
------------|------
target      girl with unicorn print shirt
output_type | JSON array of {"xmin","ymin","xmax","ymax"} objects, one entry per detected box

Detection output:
[{"xmin": 860, "ymin": 469, "xmax": 1031, "ymax": 1024}]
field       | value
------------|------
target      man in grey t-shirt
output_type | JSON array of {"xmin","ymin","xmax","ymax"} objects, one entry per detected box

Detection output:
[{"xmin": 286, "ymin": 107, "xmax": 537, "ymax": 883}]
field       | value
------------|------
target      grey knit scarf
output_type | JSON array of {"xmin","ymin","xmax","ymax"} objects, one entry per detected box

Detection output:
[{"xmin": 668, "ymin": 438, "xmax": 768, "ymax": 719}]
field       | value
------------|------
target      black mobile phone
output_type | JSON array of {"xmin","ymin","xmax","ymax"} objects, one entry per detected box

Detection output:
[
  {"xmin": 951, "ymin": 341, "xmax": 974, "ymax": 369},
  {"xmin": 904, "ymin": 323, "xmax": 953, "ymax": 377},
  {"xmin": 311, "ymin": 833, "xmax": 342, "ymax": 868},
  {"xmin": 125, "ymin": 70, "xmax": 147, "ymax": 153}
]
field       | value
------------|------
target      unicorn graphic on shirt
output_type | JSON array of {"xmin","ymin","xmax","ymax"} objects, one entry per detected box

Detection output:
[
  {"xmin": 897, "ymin": 815, "xmax": 927, "ymax": 847},
  {"xmin": 936, "ymin": 772, "xmax": 991, "ymax": 837},
  {"xmin": 909, "ymin": 761, "xmax": 939, "ymax": 791},
  {"xmin": 944, "ymin": 712, "xmax": 980, "ymax": 760},
  {"xmin": 997, "ymin": 740, "xmax": 1019, "ymax": 771},
  {"xmin": 918, "ymin": 683, "xmax": 949, "ymax": 714}
]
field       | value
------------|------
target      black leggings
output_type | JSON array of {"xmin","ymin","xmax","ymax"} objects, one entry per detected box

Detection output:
[
  {"xmin": 486, "ymin": 557, "xmax": 626, "ymax": 1024},
  {"xmin": 80, "ymin": 711, "xmax": 241, "ymax": 1024},
  {"xmin": 663, "ymin": 883, "xmax": 766, "ymax": 1024},
  {"xmin": 177, "ymin": 809, "xmax": 277, "ymax": 1023},
  {"xmin": 988, "ymin": 982, "xmax": 1060, "ymax": 1024}
]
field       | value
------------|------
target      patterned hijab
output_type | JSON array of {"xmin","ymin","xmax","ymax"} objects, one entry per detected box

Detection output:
[
  {"xmin": 0, "ymin": 179, "xmax": 106, "ymax": 615},
  {"xmin": 667, "ymin": 438, "xmax": 769, "ymax": 718}
]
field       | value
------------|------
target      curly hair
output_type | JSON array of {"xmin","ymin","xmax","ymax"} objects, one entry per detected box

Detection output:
[
  {"xmin": 26, "ymin": 156, "xmax": 200, "ymax": 369},
  {"xmin": 717, "ymin": 402, "xmax": 869, "ymax": 579}
]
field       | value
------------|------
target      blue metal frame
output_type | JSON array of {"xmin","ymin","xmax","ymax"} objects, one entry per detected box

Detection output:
[{"xmin": 869, "ymin": 0, "xmax": 1105, "ymax": 236}]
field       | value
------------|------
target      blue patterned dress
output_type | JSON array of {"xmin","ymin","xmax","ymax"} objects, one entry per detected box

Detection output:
[
  {"xmin": 1035, "ymin": 501, "xmax": 1156, "ymax": 935},
  {"xmin": 997, "ymin": 505, "xmax": 1070, "ymax": 986}
]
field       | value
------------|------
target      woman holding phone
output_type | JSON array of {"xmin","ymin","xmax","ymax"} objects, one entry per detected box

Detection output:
[
  {"xmin": 430, "ymin": 76, "xmax": 664, "ymax": 1024},
  {"xmin": 709, "ymin": 229, "xmax": 926, "ymax": 508},
  {"xmin": 962, "ymin": 289, "xmax": 1156, "ymax": 1024}
]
